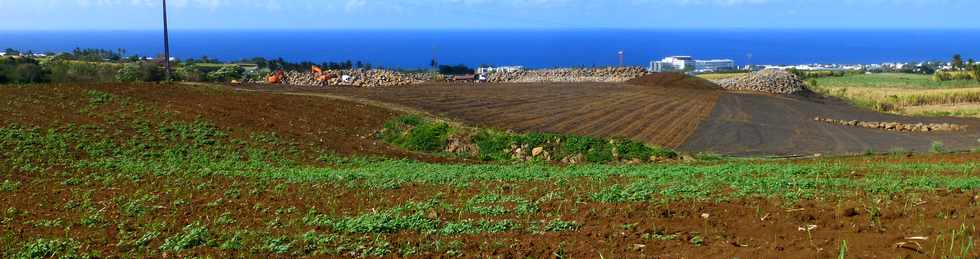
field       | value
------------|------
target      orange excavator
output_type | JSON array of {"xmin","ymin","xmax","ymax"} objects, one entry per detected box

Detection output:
[
  {"xmin": 312, "ymin": 65, "xmax": 333, "ymax": 82},
  {"xmin": 266, "ymin": 69, "xmax": 285, "ymax": 84}
]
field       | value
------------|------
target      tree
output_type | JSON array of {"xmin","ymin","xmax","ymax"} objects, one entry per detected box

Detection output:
[
  {"xmin": 951, "ymin": 54, "xmax": 964, "ymax": 70},
  {"xmin": 438, "ymin": 64, "xmax": 474, "ymax": 75},
  {"xmin": 974, "ymin": 63, "xmax": 980, "ymax": 81}
]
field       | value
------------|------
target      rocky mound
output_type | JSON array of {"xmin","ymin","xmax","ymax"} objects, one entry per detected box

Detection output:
[
  {"xmin": 626, "ymin": 72, "xmax": 720, "ymax": 90},
  {"xmin": 252, "ymin": 69, "xmax": 430, "ymax": 87},
  {"xmin": 717, "ymin": 69, "xmax": 809, "ymax": 95},
  {"xmin": 814, "ymin": 117, "xmax": 967, "ymax": 132},
  {"xmin": 485, "ymin": 67, "xmax": 647, "ymax": 83}
]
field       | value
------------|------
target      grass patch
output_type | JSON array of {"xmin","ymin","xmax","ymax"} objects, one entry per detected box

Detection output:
[
  {"xmin": 812, "ymin": 73, "xmax": 980, "ymax": 115},
  {"xmin": 379, "ymin": 115, "xmax": 677, "ymax": 164}
]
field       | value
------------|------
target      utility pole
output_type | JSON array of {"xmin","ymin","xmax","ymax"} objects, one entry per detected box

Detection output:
[{"xmin": 163, "ymin": 0, "xmax": 172, "ymax": 80}]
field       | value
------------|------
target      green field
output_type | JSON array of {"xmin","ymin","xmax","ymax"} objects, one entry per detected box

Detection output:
[
  {"xmin": 814, "ymin": 73, "xmax": 980, "ymax": 89},
  {"xmin": 812, "ymin": 73, "xmax": 980, "ymax": 116}
]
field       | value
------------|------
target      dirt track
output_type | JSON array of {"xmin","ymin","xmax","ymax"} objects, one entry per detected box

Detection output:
[{"xmin": 682, "ymin": 93, "xmax": 980, "ymax": 155}]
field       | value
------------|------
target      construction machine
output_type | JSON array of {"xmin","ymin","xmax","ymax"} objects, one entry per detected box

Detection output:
[
  {"xmin": 266, "ymin": 70, "xmax": 285, "ymax": 84},
  {"xmin": 312, "ymin": 65, "xmax": 333, "ymax": 82}
]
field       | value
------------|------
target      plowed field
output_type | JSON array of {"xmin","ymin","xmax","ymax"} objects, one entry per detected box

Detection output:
[
  {"xmin": 320, "ymin": 73, "xmax": 721, "ymax": 148},
  {"xmin": 280, "ymin": 73, "xmax": 980, "ymax": 156}
]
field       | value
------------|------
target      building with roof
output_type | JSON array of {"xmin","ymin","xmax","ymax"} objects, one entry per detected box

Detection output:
[{"xmin": 650, "ymin": 56, "xmax": 735, "ymax": 73}]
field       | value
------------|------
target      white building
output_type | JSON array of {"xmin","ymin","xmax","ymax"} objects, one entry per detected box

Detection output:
[
  {"xmin": 650, "ymin": 56, "xmax": 694, "ymax": 72},
  {"xmin": 476, "ymin": 66, "xmax": 524, "ymax": 74},
  {"xmin": 694, "ymin": 59, "xmax": 736, "ymax": 72},
  {"xmin": 650, "ymin": 56, "xmax": 734, "ymax": 73}
]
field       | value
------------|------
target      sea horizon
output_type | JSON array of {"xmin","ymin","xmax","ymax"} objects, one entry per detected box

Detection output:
[{"xmin": 4, "ymin": 29, "xmax": 979, "ymax": 69}]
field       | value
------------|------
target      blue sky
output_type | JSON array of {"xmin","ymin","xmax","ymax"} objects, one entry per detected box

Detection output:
[{"xmin": 2, "ymin": 0, "xmax": 979, "ymax": 30}]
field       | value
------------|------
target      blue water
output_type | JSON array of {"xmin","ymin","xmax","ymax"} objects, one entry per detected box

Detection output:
[{"xmin": 2, "ymin": 29, "xmax": 978, "ymax": 69}]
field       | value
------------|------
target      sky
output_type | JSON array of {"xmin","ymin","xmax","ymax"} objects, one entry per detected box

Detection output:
[{"xmin": 1, "ymin": 0, "xmax": 979, "ymax": 30}]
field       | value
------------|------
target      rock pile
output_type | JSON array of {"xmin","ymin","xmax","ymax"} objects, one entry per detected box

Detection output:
[
  {"xmin": 814, "ymin": 117, "xmax": 968, "ymax": 132},
  {"xmin": 254, "ymin": 69, "xmax": 429, "ymax": 87},
  {"xmin": 716, "ymin": 69, "xmax": 809, "ymax": 95},
  {"xmin": 485, "ymin": 67, "xmax": 648, "ymax": 83}
]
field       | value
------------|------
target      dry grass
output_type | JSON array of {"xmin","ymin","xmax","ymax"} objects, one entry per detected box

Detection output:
[
  {"xmin": 697, "ymin": 72, "xmax": 747, "ymax": 80},
  {"xmin": 904, "ymin": 103, "xmax": 980, "ymax": 118},
  {"xmin": 812, "ymin": 74, "xmax": 980, "ymax": 116}
]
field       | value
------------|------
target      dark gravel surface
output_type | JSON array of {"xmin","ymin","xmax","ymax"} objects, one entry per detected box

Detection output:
[{"xmin": 681, "ymin": 92, "xmax": 980, "ymax": 156}]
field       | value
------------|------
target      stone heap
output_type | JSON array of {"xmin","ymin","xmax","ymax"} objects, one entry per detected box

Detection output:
[
  {"xmin": 484, "ymin": 67, "xmax": 648, "ymax": 83},
  {"xmin": 259, "ymin": 69, "xmax": 430, "ymax": 87},
  {"xmin": 716, "ymin": 69, "xmax": 809, "ymax": 95},
  {"xmin": 814, "ymin": 117, "xmax": 968, "ymax": 132}
]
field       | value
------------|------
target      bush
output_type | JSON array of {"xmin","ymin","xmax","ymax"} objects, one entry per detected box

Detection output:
[
  {"xmin": 933, "ymin": 70, "xmax": 976, "ymax": 82},
  {"xmin": 379, "ymin": 115, "xmax": 450, "ymax": 152},
  {"xmin": 45, "ymin": 60, "xmax": 121, "ymax": 83},
  {"xmin": 0, "ymin": 57, "xmax": 49, "ymax": 84},
  {"xmin": 405, "ymin": 122, "xmax": 450, "ymax": 152},
  {"xmin": 116, "ymin": 62, "xmax": 164, "ymax": 82},
  {"xmin": 174, "ymin": 65, "xmax": 207, "ymax": 82},
  {"xmin": 472, "ymin": 130, "xmax": 513, "ymax": 161},
  {"xmin": 930, "ymin": 141, "xmax": 945, "ymax": 154},
  {"xmin": 206, "ymin": 65, "xmax": 245, "ymax": 82},
  {"xmin": 379, "ymin": 115, "xmax": 679, "ymax": 164}
]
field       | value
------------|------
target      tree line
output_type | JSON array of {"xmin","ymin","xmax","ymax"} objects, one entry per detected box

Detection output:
[{"xmin": 0, "ymin": 47, "xmax": 384, "ymax": 85}]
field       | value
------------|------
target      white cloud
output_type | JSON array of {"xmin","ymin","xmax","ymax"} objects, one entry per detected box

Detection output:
[{"xmin": 345, "ymin": 0, "xmax": 366, "ymax": 13}]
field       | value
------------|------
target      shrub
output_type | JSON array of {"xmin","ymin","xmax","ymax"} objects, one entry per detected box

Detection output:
[
  {"xmin": 206, "ymin": 65, "xmax": 245, "ymax": 82},
  {"xmin": 115, "ymin": 62, "xmax": 164, "ymax": 82},
  {"xmin": 472, "ymin": 130, "xmax": 513, "ymax": 161},
  {"xmin": 379, "ymin": 115, "xmax": 450, "ymax": 152},
  {"xmin": 379, "ymin": 115, "xmax": 680, "ymax": 164},
  {"xmin": 933, "ymin": 70, "xmax": 977, "ymax": 82},
  {"xmin": 930, "ymin": 141, "xmax": 945, "ymax": 154},
  {"xmin": 405, "ymin": 121, "xmax": 450, "ymax": 152},
  {"xmin": 0, "ymin": 57, "xmax": 48, "ymax": 84},
  {"xmin": 45, "ymin": 60, "xmax": 121, "ymax": 83}
]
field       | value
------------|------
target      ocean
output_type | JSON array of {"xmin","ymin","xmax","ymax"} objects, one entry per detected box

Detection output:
[{"xmin": 1, "ymin": 29, "xmax": 978, "ymax": 69}]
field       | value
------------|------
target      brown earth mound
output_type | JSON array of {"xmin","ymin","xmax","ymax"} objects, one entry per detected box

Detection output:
[
  {"xmin": 626, "ymin": 72, "xmax": 721, "ymax": 90},
  {"xmin": 319, "ymin": 81, "xmax": 721, "ymax": 148}
]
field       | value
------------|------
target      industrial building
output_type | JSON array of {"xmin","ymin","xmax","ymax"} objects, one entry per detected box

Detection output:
[{"xmin": 650, "ymin": 56, "xmax": 735, "ymax": 73}]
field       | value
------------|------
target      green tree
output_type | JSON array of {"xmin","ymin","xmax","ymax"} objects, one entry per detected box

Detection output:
[{"xmin": 951, "ymin": 54, "xmax": 964, "ymax": 70}]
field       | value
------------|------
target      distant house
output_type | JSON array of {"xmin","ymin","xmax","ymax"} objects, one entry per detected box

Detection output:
[
  {"xmin": 694, "ymin": 59, "xmax": 736, "ymax": 72},
  {"xmin": 476, "ymin": 66, "xmax": 524, "ymax": 74},
  {"xmin": 650, "ymin": 56, "xmax": 735, "ymax": 73}
]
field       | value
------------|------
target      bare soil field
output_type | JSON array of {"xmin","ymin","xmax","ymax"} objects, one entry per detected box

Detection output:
[
  {"xmin": 273, "ymin": 73, "xmax": 980, "ymax": 156},
  {"xmin": 2, "ymin": 83, "xmax": 978, "ymax": 258},
  {"xmin": 302, "ymin": 73, "xmax": 721, "ymax": 149},
  {"xmin": 0, "ymin": 84, "xmax": 454, "ymax": 163}
]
